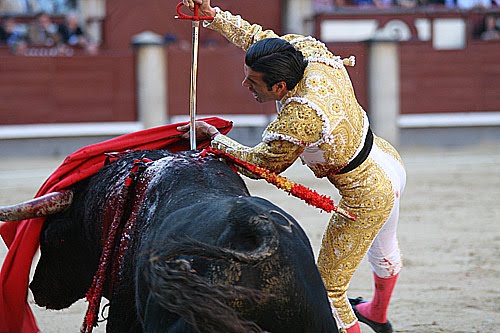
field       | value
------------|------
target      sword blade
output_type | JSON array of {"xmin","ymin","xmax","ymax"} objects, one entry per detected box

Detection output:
[{"xmin": 189, "ymin": 21, "xmax": 200, "ymax": 150}]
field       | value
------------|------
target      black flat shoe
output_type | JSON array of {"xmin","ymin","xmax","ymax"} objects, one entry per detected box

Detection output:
[{"xmin": 349, "ymin": 297, "xmax": 393, "ymax": 333}]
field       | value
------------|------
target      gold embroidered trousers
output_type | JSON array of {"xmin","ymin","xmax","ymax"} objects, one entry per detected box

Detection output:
[{"xmin": 317, "ymin": 136, "xmax": 406, "ymax": 329}]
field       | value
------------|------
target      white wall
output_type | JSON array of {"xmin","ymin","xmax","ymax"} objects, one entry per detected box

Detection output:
[{"xmin": 283, "ymin": 0, "xmax": 314, "ymax": 35}]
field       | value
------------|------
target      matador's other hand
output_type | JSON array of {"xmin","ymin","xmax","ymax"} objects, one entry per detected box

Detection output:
[
  {"xmin": 181, "ymin": 0, "xmax": 216, "ymax": 18},
  {"xmin": 177, "ymin": 121, "xmax": 220, "ymax": 141}
]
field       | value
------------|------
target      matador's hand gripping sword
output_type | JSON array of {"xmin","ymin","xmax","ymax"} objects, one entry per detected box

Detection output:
[{"xmin": 175, "ymin": 2, "xmax": 214, "ymax": 150}]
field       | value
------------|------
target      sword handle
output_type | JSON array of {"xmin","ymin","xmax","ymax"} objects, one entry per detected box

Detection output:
[{"xmin": 175, "ymin": 2, "xmax": 214, "ymax": 21}]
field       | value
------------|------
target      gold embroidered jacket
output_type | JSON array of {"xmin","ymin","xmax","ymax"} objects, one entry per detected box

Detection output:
[{"xmin": 207, "ymin": 8, "xmax": 369, "ymax": 182}]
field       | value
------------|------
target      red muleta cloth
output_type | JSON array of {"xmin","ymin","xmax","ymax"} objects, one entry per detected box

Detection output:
[{"xmin": 0, "ymin": 117, "xmax": 232, "ymax": 333}]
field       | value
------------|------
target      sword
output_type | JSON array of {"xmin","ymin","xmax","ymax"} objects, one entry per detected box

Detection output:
[{"xmin": 175, "ymin": 2, "xmax": 214, "ymax": 150}]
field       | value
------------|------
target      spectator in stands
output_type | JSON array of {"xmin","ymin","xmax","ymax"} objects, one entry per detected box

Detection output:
[
  {"xmin": 0, "ymin": 0, "xmax": 40, "ymax": 15},
  {"xmin": 164, "ymin": 32, "xmax": 177, "ymax": 45},
  {"xmin": 313, "ymin": 0, "xmax": 336, "ymax": 12},
  {"xmin": 351, "ymin": 0, "xmax": 374, "ymax": 8},
  {"xmin": 0, "ymin": 16, "xmax": 5, "ymax": 40},
  {"xmin": 395, "ymin": 0, "xmax": 417, "ymax": 8},
  {"xmin": 38, "ymin": 0, "xmax": 71, "ymax": 14},
  {"xmin": 0, "ymin": 15, "xmax": 28, "ymax": 54},
  {"xmin": 480, "ymin": 14, "xmax": 500, "ymax": 40},
  {"xmin": 456, "ymin": 0, "xmax": 492, "ymax": 9},
  {"xmin": 57, "ymin": 11, "xmax": 97, "ymax": 53},
  {"xmin": 348, "ymin": 0, "xmax": 394, "ymax": 8},
  {"xmin": 373, "ymin": 0, "xmax": 395, "ymax": 8},
  {"xmin": 27, "ymin": 11, "xmax": 60, "ymax": 47}
]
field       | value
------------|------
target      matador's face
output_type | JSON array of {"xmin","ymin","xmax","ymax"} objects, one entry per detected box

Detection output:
[{"xmin": 242, "ymin": 65, "xmax": 280, "ymax": 104}]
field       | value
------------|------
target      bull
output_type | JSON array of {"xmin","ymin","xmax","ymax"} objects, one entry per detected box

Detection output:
[{"xmin": 3, "ymin": 150, "xmax": 338, "ymax": 333}]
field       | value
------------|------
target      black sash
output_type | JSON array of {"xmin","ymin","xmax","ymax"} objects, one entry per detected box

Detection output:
[{"xmin": 338, "ymin": 127, "xmax": 373, "ymax": 174}]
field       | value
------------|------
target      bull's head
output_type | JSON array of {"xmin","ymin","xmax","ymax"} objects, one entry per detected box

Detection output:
[{"xmin": 1, "ymin": 190, "xmax": 95, "ymax": 310}]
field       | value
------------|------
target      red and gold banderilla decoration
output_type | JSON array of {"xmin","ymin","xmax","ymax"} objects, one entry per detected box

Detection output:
[{"xmin": 201, "ymin": 147, "xmax": 358, "ymax": 221}]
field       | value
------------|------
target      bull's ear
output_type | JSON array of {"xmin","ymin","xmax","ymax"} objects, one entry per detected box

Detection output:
[
  {"xmin": 220, "ymin": 198, "xmax": 279, "ymax": 262},
  {"xmin": 40, "ymin": 210, "xmax": 78, "ymax": 247},
  {"xmin": 0, "ymin": 190, "xmax": 73, "ymax": 221}
]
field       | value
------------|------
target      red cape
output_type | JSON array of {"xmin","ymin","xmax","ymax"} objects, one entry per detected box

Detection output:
[{"xmin": 0, "ymin": 117, "xmax": 232, "ymax": 333}]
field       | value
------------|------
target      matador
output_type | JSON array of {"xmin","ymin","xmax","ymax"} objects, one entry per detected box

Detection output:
[{"xmin": 178, "ymin": 1, "xmax": 407, "ymax": 332}]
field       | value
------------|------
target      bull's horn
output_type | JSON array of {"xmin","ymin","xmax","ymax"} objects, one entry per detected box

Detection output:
[{"xmin": 0, "ymin": 190, "xmax": 73, "ymax": 222}]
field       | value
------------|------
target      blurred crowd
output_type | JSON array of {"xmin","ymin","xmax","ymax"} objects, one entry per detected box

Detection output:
[
  {"xmin": 313, "ymin": 0, "xmax": 498, "ymax": 10},
  {"xmin": 0, "ymin": 0, "xmax": 97, "ymax": 55},
  {"xmin": 1, "ymin": 0, "xmax": 498, "ymax": 55},
  {"xmin": 0, "ymin": 0, "xmax": 75, "ymax": 14},
  {"xmin": 313, "ymin": 0, "xmax": 500, "ymax": 40}
]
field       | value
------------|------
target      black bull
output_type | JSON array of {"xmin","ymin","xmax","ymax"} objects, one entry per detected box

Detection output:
[{"xmin": 29, "ymin": 150, "xmax": 338, "ymax": 333}]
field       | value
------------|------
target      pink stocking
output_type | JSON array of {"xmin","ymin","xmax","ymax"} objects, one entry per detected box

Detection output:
[{"xmin": 356, "ymin": 273, "xmax": 398, "ymax": 323}]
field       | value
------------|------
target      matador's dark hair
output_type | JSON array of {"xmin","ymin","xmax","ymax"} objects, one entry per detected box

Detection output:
[{"xmin": 245, "ymin": 38, "xmax": 308, "ymax": 91}]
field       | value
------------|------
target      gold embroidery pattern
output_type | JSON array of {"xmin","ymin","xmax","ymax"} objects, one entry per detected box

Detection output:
[
  {"xmin": 269, "ymin": 64, "xmax": 364, "ymax": 169},
  {"xmin": 284, "ymin": 35, "xmax": 333, "ymax": 60},
  {"xmin": 374, "ymin": 136, "xmax": 404, "ymax": 166},
  {"xmin": 325, "ymin": 119, "xmax": 356, "ymax": 166},
  {"xmin": 266, "ymin": 103, "xmax": 323, "ymax": 144},
  {"xmin": 209, "ymin": 9, "xmax": 279, "ymax": 51},
  {"xmin": 305, "ymin": 65, "xmax": 364, "ymax": 158},
  {"xmin": 211, "ymin": 135, "xmax": 302, "ymax": 175},
  {"xmin": 318, "ymin": 158, "xmax": 395, "ymax": 326},
  {"xmin": 306, "ymin": 163, "xmax": 332, "ymax": 179}
]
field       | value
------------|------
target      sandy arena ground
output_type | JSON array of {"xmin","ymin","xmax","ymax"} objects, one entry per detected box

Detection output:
[{"xmin": 1, "ymin": 144, "xmax": 499, "ymax": 333}]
